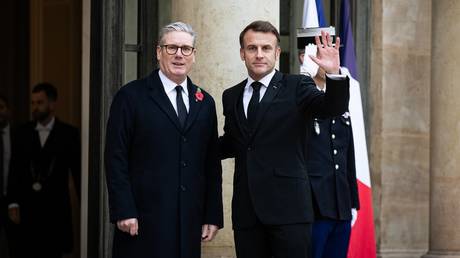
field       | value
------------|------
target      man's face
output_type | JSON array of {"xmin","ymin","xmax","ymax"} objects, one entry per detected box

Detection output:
[
  {"xmin": 299, "ymin": 52, "xmax": 305, "ymax": 65},
  {"xmin": 0, "ymin": 99, "xmax": 9, "ymax": 128},
  {"xmin": 240, "ymin": 30, "xmax": 281, "ymax": 81},
  {"xmin": 31, "ymin": 91, "xmax": 55, "ymax": 123},
  {"xmin": 156, "ymin": 31, "xmax": 196, "ymax": 84}
]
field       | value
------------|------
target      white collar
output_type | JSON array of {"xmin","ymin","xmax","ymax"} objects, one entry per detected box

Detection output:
[
  {"xmin": 316, "ymin": 85, "xmax": 326, "ymax": 92},
  {"xmin": 35, "ymin": 117, "xmax": 55, "ymax": 131},
  {"xmin": 247, "ymin": 69, "xmax": 276, "ymax": 89},
  {"xmin": 158, "ymin": 70, "xmax": 189, "ymax": 96}
]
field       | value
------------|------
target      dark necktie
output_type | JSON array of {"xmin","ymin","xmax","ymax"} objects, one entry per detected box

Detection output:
[
  {"xmin": 247, "ymin": 81, "xmax": 262, "ymax": 128},
  {"xmin": 175, "ymin": 85, "xmax": 187, "ymax": 127},
  {"xmin": 0, "ymin": 131, "xmax": 4, "ymax": 196}
]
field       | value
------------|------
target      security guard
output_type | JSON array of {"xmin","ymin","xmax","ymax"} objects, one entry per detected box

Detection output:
[
  {"xmin": 304, "ymin": 67, "xmax": 360, "ymax": 258},
  {"xmin": 298, "ymin": 27, "xmax": 360, "ymax": 258}
]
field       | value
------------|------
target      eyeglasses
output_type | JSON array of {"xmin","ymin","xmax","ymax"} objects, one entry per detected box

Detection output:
[{"xmin": 160, "ymin": 45, "xmax": 195, "ymax": 56}]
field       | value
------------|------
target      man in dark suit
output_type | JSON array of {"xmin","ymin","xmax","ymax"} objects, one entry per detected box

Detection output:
[
  {"xmin": 219, "ymin": 21, "xmax": 350, "ymax": 258},
  {"xmin": 7, "ymin": 83, "xmax": 80, "ymax": 258},
  {"xmin": 0, "ymin": 95, "xmax": 16, "ymax": 258},
  {"xmin": 105, "ymin": 21, "xmax": 223, "ymax": 258}
]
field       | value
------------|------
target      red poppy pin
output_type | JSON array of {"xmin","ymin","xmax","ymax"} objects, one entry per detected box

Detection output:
[{"xmin": 195, "ymin": 87, "xmax": 204, "ymax": 102}]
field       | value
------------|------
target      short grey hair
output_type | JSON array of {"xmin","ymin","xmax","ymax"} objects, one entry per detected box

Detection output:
[{"xmin": 158, "ymin": 21, "xmax": 197, "ymax": 47}]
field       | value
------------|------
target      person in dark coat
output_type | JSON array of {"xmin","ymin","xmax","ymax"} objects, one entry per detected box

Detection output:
[
  {"xmin": 219, "ymin": 21, "xmax": 350, "ymax": 258},
  {"xmin": 300, "ymin": 37, "xmax": 360, "ymax": 258},
  {"xmin": 7, "ymin": 83, "xmax": 80, "ymax": 258},
  {"xmin": 105, "ymin": 21, "xmax": 223, "ymax": 258},
  {"xmin": 305, "ymin": 68, "xmax": 360, "ymax": 258},
  {"xmin": 0, "ymin": 95, "xmax": 20, "ymax": 258}
]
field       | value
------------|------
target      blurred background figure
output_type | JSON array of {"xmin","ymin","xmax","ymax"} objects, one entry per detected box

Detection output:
[{"xmin": 7, "ymin": 83, "xmax": 80, "ymax": 258}]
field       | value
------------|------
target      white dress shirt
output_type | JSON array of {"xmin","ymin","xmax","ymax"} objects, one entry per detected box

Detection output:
[
  {"xmin": 158, "ymin": 70, "xmax": 190, "ymax": 114},
  {"xmin": 35, "ymin": 117, "xmax": 55, "ymax": 147},
  {"xmin": 2, "ymin": 124, "xmax": 11, "ymax": 196},
  {"xmin": 243, "ymin": 69, "xmax": 276, "ymax": 118}
]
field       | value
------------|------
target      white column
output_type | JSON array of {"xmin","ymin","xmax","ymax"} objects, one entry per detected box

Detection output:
[{"xmin": 423, "ymin": 1, "xmax": 460, "ymax": 257}]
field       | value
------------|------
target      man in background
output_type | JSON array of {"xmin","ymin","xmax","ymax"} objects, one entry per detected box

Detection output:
[{"xmin": 7, "ymin": 83, "xmax": 80, "ymax": 258}]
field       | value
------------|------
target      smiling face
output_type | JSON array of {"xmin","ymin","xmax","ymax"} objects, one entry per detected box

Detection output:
[
  {"xmin": 240, "ymin": 30, "xmax": 281, "ymax": 81},
  {"xmin": 156, "ymin": 31, "xmax": 196, "ymax": 84}
]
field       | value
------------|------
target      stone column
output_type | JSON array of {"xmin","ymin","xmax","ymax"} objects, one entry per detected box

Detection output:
[
  {"xmin": 369, "ymin": 0, "xmax": 431, "ymax": 257},
  {"xmin": 170, "ymin": 1, "xmax": 279, "ymax": 257},
  {"xmin": 423, "ymin": 1, "xmax": 460, "ymax": 257}
]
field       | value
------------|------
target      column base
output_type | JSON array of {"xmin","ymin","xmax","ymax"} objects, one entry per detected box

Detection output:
[
  {"xmin": 378, "ymin": 249, "xmax": 427, "ymax": 258},
  {"xmin": 422, "ymin": 251, "xmax": 460, "ymax": 258}
]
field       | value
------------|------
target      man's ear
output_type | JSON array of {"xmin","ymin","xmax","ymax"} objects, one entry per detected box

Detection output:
[
  {"xmin": 156, "ymin": 46, "xmax": 162, "ymax": 61},
  {"xmin": 275, "ymin": 46, "xmax": 281, "ymax": 61},
  {"xmin": 240, "ymin": 48, "xmax": 245, "ymax": 61}
]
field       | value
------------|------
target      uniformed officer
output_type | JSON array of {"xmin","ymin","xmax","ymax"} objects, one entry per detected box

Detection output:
[{"xmin": 298, "ymin": 27, "xmax": 360, "ymax": 258}]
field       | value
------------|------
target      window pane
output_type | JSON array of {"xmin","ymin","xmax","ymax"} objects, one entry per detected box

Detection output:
[
  {"xmin": 124, "ymin": 0, "xmax": 138, "ymax": 45},
  {"xmin": 124, "ymin": 51, "xmax": 138, "ymax": 84}
]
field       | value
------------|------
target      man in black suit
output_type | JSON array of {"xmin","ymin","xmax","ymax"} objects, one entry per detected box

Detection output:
[
  {"xmin": 105, "ymin": 21, "xmax": 223, "ymax": 258},
  {"xmin": 0, "ymin": 95, "xmax": 15, "ymax": 258},
  {"xmin": 219, "ymin": 21, "xmax": 350, "ymax": 258},
  {"xmin": 7, "ymin": 83, "xmax": 80, "ymax": 258}
]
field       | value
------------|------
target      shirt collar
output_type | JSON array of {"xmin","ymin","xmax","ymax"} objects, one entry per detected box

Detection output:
[
  {"xmin": 246, "ymin": 69, "xmax": 276, "ymax": 90},
  {"xmin": 316, "ymin": 85, "xmax": 326, "ymax": 92},
  {"xmin": 35, "ymin": 117, "xmax": 55, "ymax": 131},
  {"xmin": 158, "ymin": 70, "xmax": 189, "ymax": 97}
]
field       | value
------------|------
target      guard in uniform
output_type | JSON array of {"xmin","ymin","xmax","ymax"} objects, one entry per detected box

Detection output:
[{"xmin": 299, "ymin": 27, "xmax": 360, "ymax": 258}]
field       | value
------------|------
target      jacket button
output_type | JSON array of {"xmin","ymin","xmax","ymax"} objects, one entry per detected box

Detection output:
[
  {"xmin": 182, "ymin": 136, "xmax": 187, "ymax": 142},
  {"xmin": 331, "ymin": 134, "xmax": 336, "ymax": 140},
  {"xmin": 332, "ymin": 119, "xmax": 336, "ymax": 124},
  {"xmin": 333, "ymin": 149, "xmax": 338, "ymax": 155},
  {"xmin": 335, "ymin": 164, "xmax": 340, "ymax": 170},
  {"xmin": 182, "ymin": 162, "xmax": 187, "ymax": 167},
  {"xmin": 247, "ymin": 147, "xmax": 252, "ymax": 151}
]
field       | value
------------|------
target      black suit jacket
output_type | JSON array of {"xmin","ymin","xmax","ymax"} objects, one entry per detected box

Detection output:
[
  {"xmin": 7, "ymin": 119, "xmax": 80, "ymax": 253},
  {"xmin": 220, "ymin": 71, "xmax": 349, "ymax": 229},
  {"xmin": 105, "ymin": 70, "xmax": 223, "ymax": 258},
  {"xmin": 306, "ymin": 115, "xmax": 359, "ymax": 221}
]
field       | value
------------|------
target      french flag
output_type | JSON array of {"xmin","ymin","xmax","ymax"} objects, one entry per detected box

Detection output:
[
  {"xmin": 338, "ymin": 0, "xmax": 377, "ymax": 257},
  {"xmin": 302, "ymin": 0, "xmax": 377, "ymax": 257}
]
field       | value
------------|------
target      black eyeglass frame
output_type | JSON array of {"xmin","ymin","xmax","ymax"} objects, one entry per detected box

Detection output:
[{"xmin": 160, "ymin": 44, "xmax": 195, "ymax": 56}]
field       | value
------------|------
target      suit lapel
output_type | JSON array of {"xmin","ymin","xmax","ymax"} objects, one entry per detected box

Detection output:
[
  {"xmin": 251, "ymin": 71, "xmax": 284, "ymax": 135},
  {"xmin": 232, "ymin": 80, "xmax": 249, "ymax": 138},
  {"xmin": 183, "ymin": 80, "xmax": 203, "ymax": 133},
  {"xmin": 147, "ymin": 70, "xmax": 183, "ymax": 132}
]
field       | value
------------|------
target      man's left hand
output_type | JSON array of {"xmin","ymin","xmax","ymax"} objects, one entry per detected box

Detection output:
[
  {"xmin": 201, "ymin": 224, "xmax": 219, "ymax": 242},
  {"xmin": 309, "ymin": 30, "xmax": 341, "ymax": 74}
]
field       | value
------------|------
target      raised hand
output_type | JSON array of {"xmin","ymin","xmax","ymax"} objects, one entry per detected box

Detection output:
[{"xmin": 308, "ymin": 30, "xmax": 341, "ymax": 74}]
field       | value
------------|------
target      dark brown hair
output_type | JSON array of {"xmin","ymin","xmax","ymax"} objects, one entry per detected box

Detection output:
[
  {"xmin": 32, "ymin": 82, "xmax": 58, "ymax": 102},
  {"xmin": 239, "ymin": 20, "xmax": 280, "ymax": 48}
]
